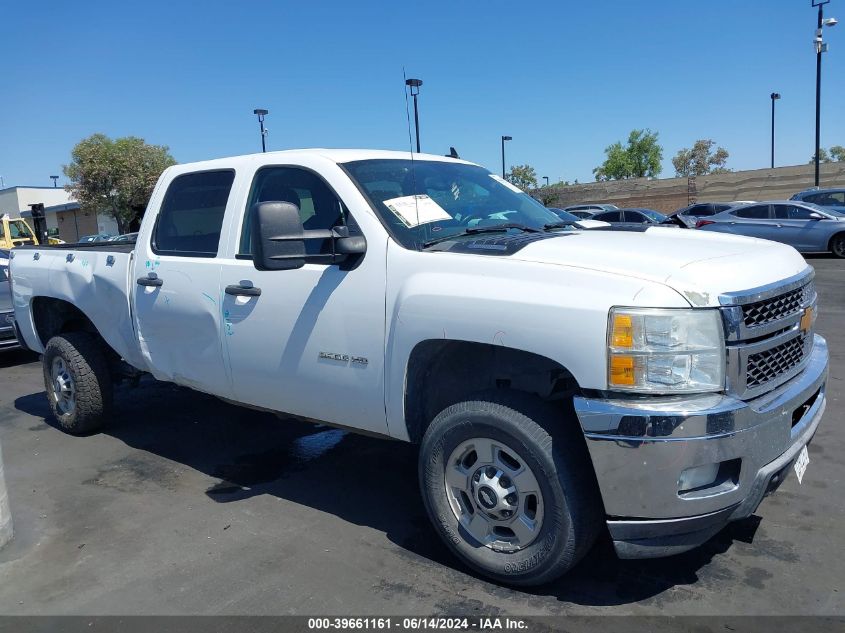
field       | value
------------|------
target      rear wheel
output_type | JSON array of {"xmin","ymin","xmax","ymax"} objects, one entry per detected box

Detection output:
[
  {"xmin": 42, "ymin": 332, "xmax": 113, "ymax": 434},
  {"xmin": 830, "ymin": 233, "xmax": 845, "ymax": 259},
  {"xmin": 418, "ymin": 391, "xmax": 601, "ymax": 586}
]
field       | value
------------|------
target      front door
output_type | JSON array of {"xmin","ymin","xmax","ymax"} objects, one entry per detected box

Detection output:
[
  {"xmin": 219, "ymin": 165, "xmax": 387, "ymax": 434},
  {"xmin": 772, "ymin": 204, "xmax": 826, "ymax": 251},
  {"xmin": 133, "ymin": 169, "xmax": 235, "ymax": 398}
]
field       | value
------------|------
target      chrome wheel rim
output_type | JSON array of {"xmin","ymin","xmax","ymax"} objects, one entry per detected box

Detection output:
[
  {"xmin": 834, "ymin": 238, "xmax": 845, "ymax": 258},
  {"xmin": 445, "ymin": 437, "xmax": 544, "ymax": 552},
  {"xmin": 50, "ymin": 357, "xmax": 76, "ymax": 416}
]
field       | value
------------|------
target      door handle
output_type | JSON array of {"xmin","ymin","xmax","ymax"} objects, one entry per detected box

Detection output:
[
  {"xmin": 137, "ymin": 276, "xmax": 163, "ymax": 287},
  {"xmin": 225, "ymin": 284, "xmax": 262, "ymax": 297}
]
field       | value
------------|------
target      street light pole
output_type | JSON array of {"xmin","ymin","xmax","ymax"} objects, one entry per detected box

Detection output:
[
  {"xmin": 770, "ymin": 93, "xmax": 780, "ymax": 169},
  {"xmin": 812, "ymin": 0, "xmax": 837, "ymax": 186},
  {"xmin": 253, "ymin": 109, "xmax": 269, "ymax": 153},
  {"xmin": 501, "ymin": 136, "xmax": 512, "ymax": 179},
  {"xmin": 50, "ymin": 175, "xmax": 59, "ymax": 188},
  {"xmin": 405, "ymin": 79, "xmax": 423, "ymax": 152}
]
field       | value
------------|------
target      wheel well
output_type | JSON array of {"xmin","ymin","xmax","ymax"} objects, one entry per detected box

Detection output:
[
  {"xmin": 828, "ymin": 231, "xmax": 845, "ymax": 251},
  {"xmin": 32, "ymin": 297, "xmax": 104, "ymax": 348},
  {"xmin": 404, "ymin": 340, "xmax": 580, "ymax": 443}
]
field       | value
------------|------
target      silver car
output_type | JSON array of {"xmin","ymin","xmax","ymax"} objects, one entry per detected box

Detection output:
[
  {"xmin": 0, "ymin": 249, "xmax": 18, "ymax": 350},
  {"xmin": 697, "ymin": 200, "xmax": 845, "ymax": 257}
]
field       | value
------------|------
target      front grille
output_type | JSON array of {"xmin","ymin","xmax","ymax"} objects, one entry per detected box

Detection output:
[
  {"xmin": 742, "ymin": 286, "xmax": 805, "ymax": 328},
  {"xmin": 746, "ymin": 334, "xmax": 807, "ymax": 389}
]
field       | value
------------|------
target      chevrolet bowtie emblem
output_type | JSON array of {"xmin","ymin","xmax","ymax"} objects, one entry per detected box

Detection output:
[{"xmin": 800, "ymin": 306, "xmax": 815, "ymax": 333}]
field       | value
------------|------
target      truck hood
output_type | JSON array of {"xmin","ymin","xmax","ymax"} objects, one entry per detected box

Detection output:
[{"xmin": 511, "ymin": 228, "xmax": 809, "ymax": 307}]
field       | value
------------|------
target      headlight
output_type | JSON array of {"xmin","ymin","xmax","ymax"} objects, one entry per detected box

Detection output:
[{"xmin": 607, "ymin": 308, "xmax": 725, "ymax": 393}]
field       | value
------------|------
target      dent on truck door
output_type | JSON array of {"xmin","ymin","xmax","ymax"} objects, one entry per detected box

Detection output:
[
  {"xmin": 219, "ymin": 166, "xmax": 387, "ymax": 435},
  {"xmin": 133, "ymin": 170, "xmax": 234, "ymax": 397}
]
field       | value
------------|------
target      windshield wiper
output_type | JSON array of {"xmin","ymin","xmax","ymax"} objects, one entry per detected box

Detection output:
[
  {"xmin": 422, "ymin": 223, "xmax": 541, "ymax": 248},
  {"xmin": 543, "ymin": 221, "xmax": 577, "ymax": 230}
]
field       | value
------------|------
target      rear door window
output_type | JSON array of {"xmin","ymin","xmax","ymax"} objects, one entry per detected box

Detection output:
[
  {"xmin": 624, "ymin": 211, "xmax": 648, "ymax": 223},
  {"xmin": 153, "ymin": 170, "xmax": 235, "ymax": 257},
  {"xmin": 594, "ymin": 211, "xmax": 622, "ymax": 222},
  {"xmin": 733, "ymin": 205, "xmax": 770, "ymax": 219}
]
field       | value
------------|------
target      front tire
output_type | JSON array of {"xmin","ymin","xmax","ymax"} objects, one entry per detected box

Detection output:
[
  {"xmin": 830, "ymin": 233, "xmax": 845, "ymax": 259},
  {"xmin": 42, "ymin": 332, "xmax": 113, "ymax": 434},
  {"xmin": 418, "ymin": 392, "xmax": 601, "ymax": 586}
]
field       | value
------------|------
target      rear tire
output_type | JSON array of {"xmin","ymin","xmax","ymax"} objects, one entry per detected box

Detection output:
[
  {"xmin": 42, "ymin": 332, "xmax": 113, "ymax": 434},
  {"xmin": 418, "ymin": 391, "xmax": 601, "ymax": 586},
  {"xmin": 830, "ymin": 233, "xmax": 845, "ymax": 259}
]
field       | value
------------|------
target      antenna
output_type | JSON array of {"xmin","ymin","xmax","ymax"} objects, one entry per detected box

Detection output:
[{"xmin": 402, "ymin": 67, "xmax": 421, "ymax": 239}]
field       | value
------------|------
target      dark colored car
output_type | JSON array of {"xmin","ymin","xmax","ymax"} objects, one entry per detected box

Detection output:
[
  {"xmin": 591, "ymin": 207, "xmax": 683, "ymax": 230},
  {"xmin": 697, "ymin": 200, "xmax": 845, "ymax": 257},
  {"xmin": 790, "ymin": 188, "xmax": 845, "ymax": 215}
]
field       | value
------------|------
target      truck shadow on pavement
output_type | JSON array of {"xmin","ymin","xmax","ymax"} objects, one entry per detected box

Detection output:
[{"xmin": 15, "ymin": 378, "xmax": 762, "ymax": 608}]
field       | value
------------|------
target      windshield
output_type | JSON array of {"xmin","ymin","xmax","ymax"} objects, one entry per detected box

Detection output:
[
  {"xmin": 637, "ymin": 209, "xmax": 667, "ymax": 222},
  {"xmin": 343, "ymin": 159, "xmax": 564, "ymax": 249},
  {"xmin": 9, "ymin": 220, "xmax": 33, "ymax": 239}
]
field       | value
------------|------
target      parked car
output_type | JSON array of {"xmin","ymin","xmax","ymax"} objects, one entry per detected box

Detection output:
[
  {"xmin": 790, "ymin": 188, "xmax": 845, "ymax": 215},
  {"xmin": 78, "ymin": 234, "xmax": 112, "ymax": 243},
  {"xmin": 561, "ymin": 204, "xmax": 618, "ymax": 219},
  {"xmin": 0, "ymin": 249, "xmax": 17, "ymax": 350},
  {"xmin": 591, "ymin": 207, "xmax": 684, "ymax": 230},
  {"xmin": 110, "ymin": 232, "xmax": 139, "ymax": 242},
  {"xmin": 10, "ymin": 149, "xmax": 828, "ymax": 586},
  {"xmin": 696, "ymin": 200, "xmax": 845, "ymax": 257},
  {"xmin": 672, "ymin": 202, "xmax": 755, "ymax": 229},
  {"xmin": 546, "ymin": 208, "xmax": 611, "ymax": 229}
]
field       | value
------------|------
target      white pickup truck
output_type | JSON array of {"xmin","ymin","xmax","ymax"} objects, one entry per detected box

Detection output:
[{"xmin": 10, "ymin": 150, "xmax": 828, "ymax": 586}]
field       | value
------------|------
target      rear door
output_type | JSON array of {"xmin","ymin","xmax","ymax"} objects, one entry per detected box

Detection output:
[
  {"xmin": 218, "ymin": 163, "xmax": 388, "ymax": 434},
  {"xmin": 722, "ymin": 204, "xmax": 773, "ymax": 240},
  {"xmin": 133, "ymin": 169, "xmax": 236, "ymax": 397}
]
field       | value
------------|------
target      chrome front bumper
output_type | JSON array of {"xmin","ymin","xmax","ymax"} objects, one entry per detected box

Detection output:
[{"xmin": 575, "ymin": 334, "xmax": 828, "ymax": 558}]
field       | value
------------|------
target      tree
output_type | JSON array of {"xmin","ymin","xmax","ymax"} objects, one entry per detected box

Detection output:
[
  {"xmin": 64, "ymin": 134, "xmax": 177, "ymax": 234},
  {"xmin": 672, "ymin": 139, "xmax": 730, "ymax": 177},
  {"xmin": 829, "ymin": 145, "xmax": 845, "ymax": 162},
  {"xmin": 809, "ymin": 148, "xmax": 831, "ymax": 164},
  {"xmin": 593, "ymin": 129, "xmax": 662, "ymax": 181},
  {"xmin": 506, "ymin": 164, "xmax": 538, "ymax": 190}
]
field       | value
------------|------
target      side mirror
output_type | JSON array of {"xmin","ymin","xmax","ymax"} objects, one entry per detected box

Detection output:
[
  {"xmin": 808, "ymin": 212, "xmax": 825, "ymax": 220},
  {"xmin": 252, "ymin": 201, "xmax": 307, "ymax": 271},
  {"xmin": 251, "ymin": 201, "xmax": 367, "ymax": 272}
]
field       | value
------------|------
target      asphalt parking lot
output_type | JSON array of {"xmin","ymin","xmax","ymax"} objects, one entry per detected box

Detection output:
[{"xmin": 0, "ymin": 257, "xmax": 842, "ymax": 616}]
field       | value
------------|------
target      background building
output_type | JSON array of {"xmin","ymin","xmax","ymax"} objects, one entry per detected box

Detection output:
[{"xmin": 0, "ymin": 186, "xmax": 118, "ymax": 242}]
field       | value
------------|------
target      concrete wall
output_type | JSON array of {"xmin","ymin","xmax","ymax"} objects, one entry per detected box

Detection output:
[{"xmin": 538, "ymin": 162, "xmax": 845, "ymax": 213}]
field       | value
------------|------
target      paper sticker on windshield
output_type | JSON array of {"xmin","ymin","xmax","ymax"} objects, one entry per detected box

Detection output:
[
  {"xmin": 383, "ymin": 195, "xmax": 452, "ymax": 228},
  {"xmin": 489, "ymin": 174, "xmax": 524, "ymax": 193}
]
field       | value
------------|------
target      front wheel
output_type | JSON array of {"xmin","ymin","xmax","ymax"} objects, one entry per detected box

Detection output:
[
  {"xmin": 830, "ymin": 233, "xmax": 845, "ymax": 259},
  {"xmin": 418, "ymin": 392, "xmax": 601, "ymax": 586}
]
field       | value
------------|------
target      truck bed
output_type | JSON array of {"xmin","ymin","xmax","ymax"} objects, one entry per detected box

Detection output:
[{"xmin": 10, "ymin": 243, "xmax": 148, "ymax": 371}]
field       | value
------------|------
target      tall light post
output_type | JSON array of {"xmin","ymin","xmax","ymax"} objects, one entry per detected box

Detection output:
[
  {"xmin": 405, "ymin": 78, "xmax": 423, "ymax": 153},
  {"xmin": 812, "ymin": 0, "xmax": 837, "ymax": 186},
  {"xmin": 543, "ymin": 176, "xmax": 550, "ymax": 186},
  {"xmin": 253, "ymin": 108, "xmax": 269, "ymax": 153},
  {"xmin": 50, "ymin": 175, "xmax": 59, "ymax": 188},
  {"xmin": 501, "ymin": 136, "xmax": 512, "ymax": 179},
  {"xmin": 770, "ymin": 93, "xmax": 780, "ymax": 168}
]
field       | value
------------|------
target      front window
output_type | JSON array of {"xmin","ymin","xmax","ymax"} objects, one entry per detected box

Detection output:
[
  {"xmin": 9, "ymin": 220, "xmax": 33, "ymax": 239},
  {"xmin": 343, "ymin": 159, "xmax": 562, "ymax": 249},
  {"xmin": 639, "ymin": 209, "xmax": 667, "ymax": 223}
]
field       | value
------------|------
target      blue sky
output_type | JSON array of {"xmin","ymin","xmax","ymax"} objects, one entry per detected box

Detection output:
[{"xmin": 1, "ymin": 0, "xmax": 843, "ymax": 187}]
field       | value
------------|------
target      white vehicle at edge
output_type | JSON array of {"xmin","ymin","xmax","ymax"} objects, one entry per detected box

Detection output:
[{"xmin": 10, "ymin": 150, "xmax": 828, "ymax": 586}]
